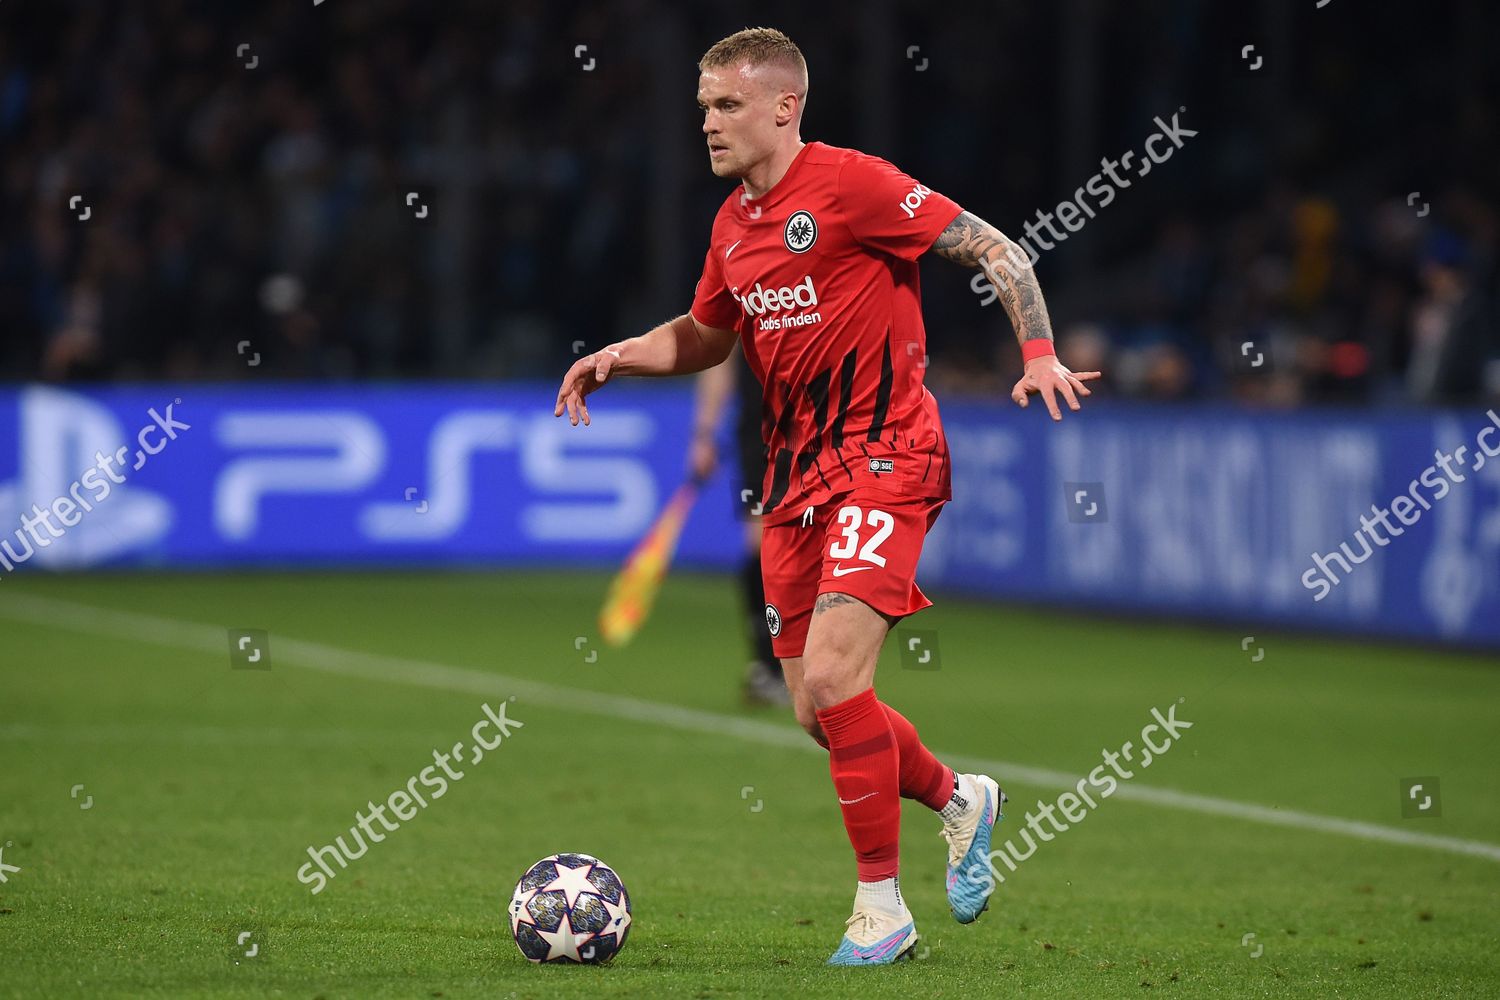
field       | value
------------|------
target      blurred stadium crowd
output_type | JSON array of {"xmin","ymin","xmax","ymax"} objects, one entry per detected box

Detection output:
[{"xmin": 0, "ymin": 0, "xmax": 1494, "ymax": 405}]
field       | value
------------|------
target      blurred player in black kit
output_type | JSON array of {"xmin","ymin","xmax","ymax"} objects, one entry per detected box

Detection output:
[{"xmin": 687, "ymin": 343, "xmax": 791, "ymax": 706}]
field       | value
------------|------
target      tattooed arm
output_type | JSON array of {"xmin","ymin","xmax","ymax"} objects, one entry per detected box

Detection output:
[
  {"xmin": 930, "ymin": 210, "xmax": 1055, "ymax": 345},
  {"xmin": 929, "ymin": 210, "xmax": 1101, "ymax": 420}
]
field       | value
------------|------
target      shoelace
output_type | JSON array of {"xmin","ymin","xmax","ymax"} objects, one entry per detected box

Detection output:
[
  {"xmin": 844, "ymin": 910, "xmax": 877, "ymax": 942},
  {"xmin": 844, "ymin": 908, "xmax": 912, "ymax": 950},
  {"xmin": 939, "ymin": 823, "xmax": 968, "ymax": 868}
]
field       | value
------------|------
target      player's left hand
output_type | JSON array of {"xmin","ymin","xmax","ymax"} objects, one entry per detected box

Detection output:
[
  {"xmin": 1011, "ymin": 357, "xmax": 1102, "ymax": 421},
  {"xmin": 687, "ymin": 432, "xmax": 719, "ymax": 480}
]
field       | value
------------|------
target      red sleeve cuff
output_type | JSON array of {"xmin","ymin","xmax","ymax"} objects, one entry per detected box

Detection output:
[{"xmin": 1021, "ymin": 340, "xmax": 1056, "ymax": 363}]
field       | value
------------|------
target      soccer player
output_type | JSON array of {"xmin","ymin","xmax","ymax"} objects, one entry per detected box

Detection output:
[
  {"xmin": 687, "ymin": 344, "xmax": 790, "ymax": 706},
  {"xmin": 554, "ymin": 28, "xmax": 1100, "ymax": 965}
]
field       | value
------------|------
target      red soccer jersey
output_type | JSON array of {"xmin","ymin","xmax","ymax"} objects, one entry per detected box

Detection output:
[{"xmin": 691, "ymin": 141, "xmax": 962, "ymax": 525}]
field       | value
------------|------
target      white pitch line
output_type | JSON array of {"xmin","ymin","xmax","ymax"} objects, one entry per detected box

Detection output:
[{"xmin": 4, "ymin": 591, "xmax": 1498, "ymax": 864}]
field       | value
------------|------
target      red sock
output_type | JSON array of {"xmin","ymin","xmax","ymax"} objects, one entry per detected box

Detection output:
[
  {"xmin": 881, "ymin": 703, "xmax": 955, "ymax": 812},
  {"xmin": 810, "ymin": 707, "xmax": 952, "ymax": 811},
  {"xmin": 815, "ymin": 688, "xmax": 900, "ymax": 882}
]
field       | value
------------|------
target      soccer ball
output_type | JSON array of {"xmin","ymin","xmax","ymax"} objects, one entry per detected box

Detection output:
[{"xmin": 508, "ymin": 853, "xmax": 632, "ymax": 964}]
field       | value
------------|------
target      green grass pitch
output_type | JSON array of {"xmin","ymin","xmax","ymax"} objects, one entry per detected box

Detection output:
[{"xmin": 1, "ymin": 570, "xmax": 1497, "ymax": 998}]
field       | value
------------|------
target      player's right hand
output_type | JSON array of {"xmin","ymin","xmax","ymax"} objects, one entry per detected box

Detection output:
[{"xmin": 554, "ymin": 348, "xmax": 623, "ymax": 426}]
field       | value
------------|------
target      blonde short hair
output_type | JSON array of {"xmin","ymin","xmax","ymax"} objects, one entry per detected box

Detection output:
[{"xmin": 699, "ymin": 27, "xmax": 807, "ymax": 98}]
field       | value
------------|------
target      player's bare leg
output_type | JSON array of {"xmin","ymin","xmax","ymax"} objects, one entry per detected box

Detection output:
[
  {"xmin": 800, "ymin": 592, "xmax": 890, "ymax": 703},
  {"xmin": 777, "ymin": 655, "xmax": 823, "ymax": 745}
]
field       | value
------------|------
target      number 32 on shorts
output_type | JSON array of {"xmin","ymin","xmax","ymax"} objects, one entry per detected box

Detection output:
[{"xmin": 827, "ymin": 505, "xmax": 893, "ymax": 567}]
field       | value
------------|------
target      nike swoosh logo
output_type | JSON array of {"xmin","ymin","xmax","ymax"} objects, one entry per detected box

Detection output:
[
  {"xmin": 725, "ymin": 239, "xmax": 743, "ymax": 260},
  {"xmin": 831, "ymin": 563, "xmax": 874, "ymax": 577},
  {"xmin": 838, "ymin": 791, "xmax": 879, "ymax": 805}
]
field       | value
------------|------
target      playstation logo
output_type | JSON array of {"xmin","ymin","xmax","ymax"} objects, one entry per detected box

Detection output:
[{"xmin": 0, "ymin": 388, "xmax": 172, "ymax": 568}]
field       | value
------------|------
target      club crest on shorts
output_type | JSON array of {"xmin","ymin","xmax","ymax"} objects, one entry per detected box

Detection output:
[
  {"xmin": 764, "ymin": 604, "xmax": 782, "ymax": 637},
  {"xmin": 783, "ymin": 210, "xmax": 817, "ymax": 254},
  {"xmin": 868, "ymin": 458, "xmax": 894, "ymax": 474}
]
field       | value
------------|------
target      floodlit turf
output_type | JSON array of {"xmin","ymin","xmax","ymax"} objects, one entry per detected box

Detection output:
[{"xmin": 1, "ymin": 570, "xmax": 1498, "ymax": 998}]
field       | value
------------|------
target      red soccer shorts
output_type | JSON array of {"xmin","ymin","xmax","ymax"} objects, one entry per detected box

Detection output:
[{"xmin": 759, "ymin": 488, "xmax": 946, "ymax": 658}]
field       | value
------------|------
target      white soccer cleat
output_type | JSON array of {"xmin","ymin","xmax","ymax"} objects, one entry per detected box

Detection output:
[
  {"xmin": 942, "ymin": 773, "xmax": 1005, "ymax": 923},
  {"xmin": 825, "ymin": 905, "xmax": 919, "ymax": 966}
]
